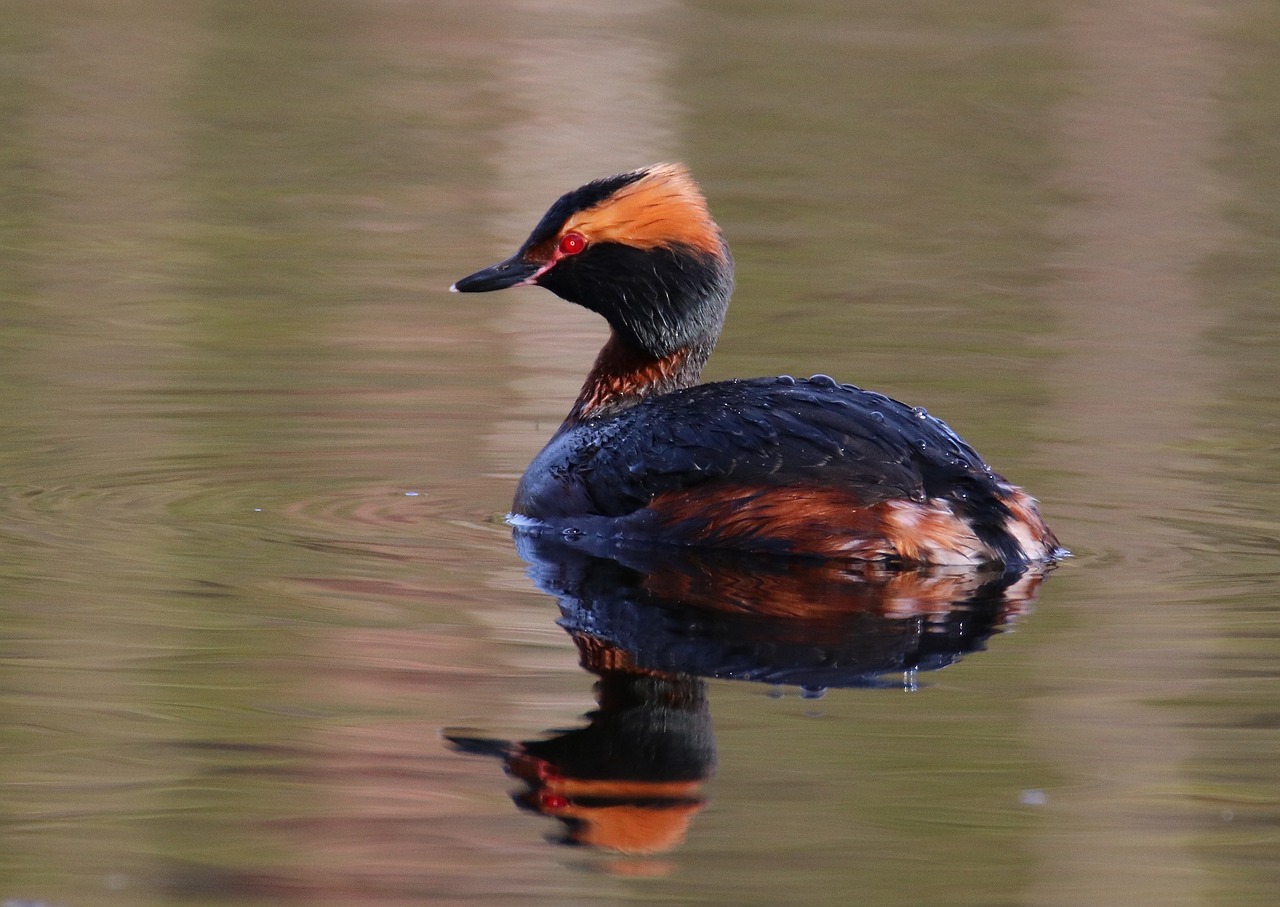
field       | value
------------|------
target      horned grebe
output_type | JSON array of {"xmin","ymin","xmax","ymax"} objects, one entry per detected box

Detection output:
[{"xmin": 453, "ymin": 164, "xmax": 1060, "ymax": 566}]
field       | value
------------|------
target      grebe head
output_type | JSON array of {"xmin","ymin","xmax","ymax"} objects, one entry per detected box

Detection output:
[{"xmin": 452, "ymin": 163, "xmax": 734, "ymax": 359}]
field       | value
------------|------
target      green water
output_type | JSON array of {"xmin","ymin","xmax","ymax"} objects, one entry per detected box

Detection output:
[{"xmin": 0, "ymin": 1, "xmax": 1277, "ymax": 904}]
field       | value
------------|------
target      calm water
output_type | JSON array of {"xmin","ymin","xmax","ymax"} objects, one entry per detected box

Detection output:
[{"xmin": 1, "ymin": 1, "xmax": 1278, "ymax": 905}]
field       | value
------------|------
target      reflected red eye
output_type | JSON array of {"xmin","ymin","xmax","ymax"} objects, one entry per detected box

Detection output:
[
  {"xmin": 539, "ymin": 792, "xmax": 569, "ymax": 811},
  {"xmin": 557, "ymin": 231, "xmax": 586, "ymax": 256}
]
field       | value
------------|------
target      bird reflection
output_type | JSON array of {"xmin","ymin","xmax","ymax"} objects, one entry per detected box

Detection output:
[
  {"xmin": 449, "ymin": 667, "xmax": 713, "ymax": 855},
  {"xmin": 446, "ymin": 530, "xmax": 1053, "ymax": 855}
]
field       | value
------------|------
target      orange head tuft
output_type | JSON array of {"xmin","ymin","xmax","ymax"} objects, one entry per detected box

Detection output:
[{"xmin": 552, "ymin": 163, "xmax": 725, "ymax": 259}]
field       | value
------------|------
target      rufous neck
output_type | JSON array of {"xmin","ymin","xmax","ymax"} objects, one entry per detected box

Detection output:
[{"xmin": 567, "ymin": 331, "xmax": 710, "ymax": 424}]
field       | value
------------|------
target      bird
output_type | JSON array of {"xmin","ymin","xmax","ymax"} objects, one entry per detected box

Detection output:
[{"xmin": 452, "ymin": 163, "xmax": 1061, "ymax": 566}]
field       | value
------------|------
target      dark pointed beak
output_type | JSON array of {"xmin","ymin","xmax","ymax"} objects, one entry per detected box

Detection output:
[{"xmin": 450, "ymin": 254, "xmax": 542, "ymax": 293}]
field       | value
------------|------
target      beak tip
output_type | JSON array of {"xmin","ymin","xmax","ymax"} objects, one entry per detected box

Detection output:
[{"xmin": 448, "ymin": 283, "xmax": 459, "ymax": 293}]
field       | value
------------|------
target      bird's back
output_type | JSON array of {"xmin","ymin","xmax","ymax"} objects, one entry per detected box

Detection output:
[{"xmin": 513, "ymin": 376, "xmax": 1059, "ymax": 565}]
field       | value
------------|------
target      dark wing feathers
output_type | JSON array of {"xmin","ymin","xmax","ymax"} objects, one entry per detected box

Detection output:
[{"xmin": 576, "ymin": 377, "xmax": 1000, "ymax": 515}]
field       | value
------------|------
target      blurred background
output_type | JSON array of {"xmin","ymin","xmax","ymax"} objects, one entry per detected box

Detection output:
[{"xmin": 0, "ymin": 0, "xmax": 1277, "ymax": 904}]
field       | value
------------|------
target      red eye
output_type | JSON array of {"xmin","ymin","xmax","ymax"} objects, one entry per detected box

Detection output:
[{"xmin": 557, "ymin": 231, "xmax": 586, "ymax": 256}]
